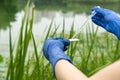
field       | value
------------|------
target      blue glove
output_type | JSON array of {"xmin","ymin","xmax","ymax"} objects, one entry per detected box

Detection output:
[
  {"xmin": 42, "ymin": 38, "xmax": 72, "ymax": 76},
  {"xmin": 91, "ymin": 6, "xmax": 120, "ymax": 39}
]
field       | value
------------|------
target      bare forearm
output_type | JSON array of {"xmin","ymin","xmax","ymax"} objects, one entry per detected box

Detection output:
[
  {"xmin": 55, "ymin": 59, "xmax": 88, "ymax": 80},
  {"xmin": 89, "ymin": 60, "xmax": 120, "ymax": 80},
  {"xmin": 55, "ymin": 59, "xmax": 120, "ymax": 80}
]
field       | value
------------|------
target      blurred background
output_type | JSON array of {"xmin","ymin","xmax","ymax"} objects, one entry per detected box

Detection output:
[{"xmin": 0, "ymin": 0, "xmax": 120, "ymax": 79}]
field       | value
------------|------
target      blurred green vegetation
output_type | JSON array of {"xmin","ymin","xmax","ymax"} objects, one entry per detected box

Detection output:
[
  {"xmin": 30, "ymin": 0, "xmax": 120, "ymax": 13},
  {"xmin": 0, "ymin": 3, "xmax": 17, "ymax": 30},
  {"xmin": 0, "ymin": 0, "xmax": 120, "ymax": 29},
  {"xmin": 0, "ymin": 55, "xmax": 3, "ymax": 63},
  {"xmin": 1, "ymin": 0, "xmax": 17, "ymax": 5},
  {"xmin": 0, "ymin": 0, "xmax": 18, "ymax": 30}
]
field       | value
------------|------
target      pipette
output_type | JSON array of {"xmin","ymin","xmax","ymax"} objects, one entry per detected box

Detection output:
[{"xmin": 69, "ymin": 38, "xmax": 79, "ymax": 42}]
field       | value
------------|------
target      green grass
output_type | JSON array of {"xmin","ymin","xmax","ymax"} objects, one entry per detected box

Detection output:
[
  {"xmin": 0, "ymin": 55, "xmax": 3, "ymax": 63},
  {"xmin": 6, "ymin": 1, "xmax": 120, "ymax": 80}
]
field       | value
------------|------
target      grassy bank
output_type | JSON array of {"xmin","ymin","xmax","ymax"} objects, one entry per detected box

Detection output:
[{"xmin": 6, "ymin": 1, "xmax": 120, "ymax": 80}]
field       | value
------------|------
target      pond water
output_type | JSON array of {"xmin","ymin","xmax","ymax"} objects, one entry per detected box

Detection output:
[
  {"xmin": 0, "ymin": 10, "xmax": 102, "ymax": 78},
  {"xmin": 0, "ymin": 11, "xmax": 95, "ymax": 79},
  {"xmin": 0, "ymin": 9, "xmax": 106, "ymax": 59}
]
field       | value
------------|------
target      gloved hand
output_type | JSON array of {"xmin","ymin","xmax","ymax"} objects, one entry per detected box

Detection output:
[
  {"xmin": 42, "ymin": 38, "xmax": 72, "ymax": 76},
  {"xmin": 91, "ymin": 6, "xmax": 120, "ymax": 39}
]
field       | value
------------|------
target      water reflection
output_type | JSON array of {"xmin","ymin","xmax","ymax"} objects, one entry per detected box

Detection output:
[
  {"xmin": 0, "ymin": 9, "xmax": 106, "ymax": 58},
  {"xmin": 0, "ymin": 10, "xmax": 81, "ymax": 57},
  {"xmin": 33, "ymin": 10, "xmax": 93, "ymax": 37}
]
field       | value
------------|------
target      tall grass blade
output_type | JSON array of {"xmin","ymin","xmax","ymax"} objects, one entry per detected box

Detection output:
[
  {"xmin": 31, "ymin": 33, "xmax": 40, "ymax": 80},
  {"xmin": 45, "ymin": 18, "xmax": 54, "ymax": 40},
  {"xmin": 6, "ymin": 27, "xmax": 14, "ymax": 80},
  {"xmin": 85, "ymin": 26, "xmax": 99, "ymax": 65}
]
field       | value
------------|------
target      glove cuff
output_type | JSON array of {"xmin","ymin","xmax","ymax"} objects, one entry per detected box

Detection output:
[{"xmin": 49, "ymin": 50, "xmax": 73, "ymax": 78}]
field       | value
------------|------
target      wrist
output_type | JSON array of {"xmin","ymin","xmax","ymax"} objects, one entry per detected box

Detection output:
[
  {"xmin": 49, "ymin": 49, "xmax": 73, "ymax": 77},
  {"xmin": 49, "ymin": 48, "xmax": 72, "ymax": 67},
  {"xmin": 51, "ymin": 55, "xmax": 73, "ymax": 77}
]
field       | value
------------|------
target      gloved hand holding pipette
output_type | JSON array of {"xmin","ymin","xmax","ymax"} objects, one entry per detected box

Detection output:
[
  {"xmin": 91, "ymin": 6, "xmax": 120, "ymax": 39},
  {"xmin": 42, "ymin": 38, "xmax": 72, "ymax": 76}
]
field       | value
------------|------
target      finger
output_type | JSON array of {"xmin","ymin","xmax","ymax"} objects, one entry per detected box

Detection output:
[
  {"xmin": 92, "ymin": 7, "xmax": 108, "ymax": 16},
  {"xmin": 63, "ymin": 46, "xmax": 68, "ymax": 51},
  {"xmin": 94, "ymin": 12, "xmax": 104, "ymax": 18},
  {"xmin": 92, "ymin": 18, "xmax": 105, "ymax": 27},
  {"xmin": 55, "ymin": 38, "xmax": 70, "ymax": 46},
  {"xmin": 92, "ymin": 13, "xmax": 104, "ymax": 20},
  {"xmin": 62, "ymin": 38, "xmax": 70, "ymax": 46}
]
